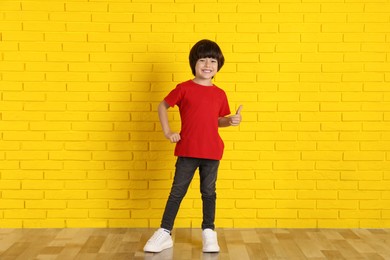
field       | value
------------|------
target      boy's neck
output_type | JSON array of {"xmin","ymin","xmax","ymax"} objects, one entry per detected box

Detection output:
[{"xmin": 192, "ymin": 78, "xmax": 213, "ymax": 86}]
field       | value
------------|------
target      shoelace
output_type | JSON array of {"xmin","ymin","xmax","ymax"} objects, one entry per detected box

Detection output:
[
  {"xmin": 149, "ymin": 230, "xmax": 168, "ymax": 243},
  {"xmin": 203, "ymin": 231, "xmax": 216, "ymax": 241}
]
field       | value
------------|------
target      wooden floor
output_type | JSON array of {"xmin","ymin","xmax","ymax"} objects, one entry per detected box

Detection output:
[{"xmin": 0, "ymin": 228, "xmax": 389, "ymax": 260}]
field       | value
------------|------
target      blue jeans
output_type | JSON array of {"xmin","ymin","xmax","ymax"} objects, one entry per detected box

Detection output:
[{"xmin": 160, "ymin": 157, "xmax": 220, "ymax": 231}]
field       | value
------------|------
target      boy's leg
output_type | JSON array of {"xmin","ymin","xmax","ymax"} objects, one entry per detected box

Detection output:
[
  {"xmin": 199, "ymin": 159, "xmax": 220, "ymax": 230},
  {"xmin": 160, "ymin": 157, "xmax": 199, "ymax": 231}
]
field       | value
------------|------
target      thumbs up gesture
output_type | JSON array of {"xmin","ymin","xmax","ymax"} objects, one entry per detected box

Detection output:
[{"xmin": 229, "ymin": 105, "xmax": 243, "ymax": 126}]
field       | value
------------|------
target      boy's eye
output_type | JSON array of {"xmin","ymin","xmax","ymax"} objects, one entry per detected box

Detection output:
[{"xmin": 198, "ymin": 58, "xmax": 217, "ymax": 63}]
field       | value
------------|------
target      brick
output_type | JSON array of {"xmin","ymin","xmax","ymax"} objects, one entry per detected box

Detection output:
[
  {"xmin": 26, "ymin": 200, "xmax": 66, "ymax": 209},
  {"xmin": 0, "ymin": 42, "xmax": 18, "ymax": 52},
  {"xmin": 26, "ymin": 103, "xmax": 67, "ymax": 112},
  {"xmin": 2, "ymin": 190, "xmax": 44, "ymax": 200},
  {"xmin": 63, "ymin": 42, "xmax": 104, "ymax": 52},
  {"xmin": 359, "ymin": 181, "xmax": 390, "ymax": 191},
  {"xmin": 65, "ymin": 2, "xmax": 107, "ymax": 12},
  {"xmin": 302, "ymin": 151, "xmax": 342, "ymax": 161},
  {"xmin": 6, "ymin": 151, "xmax": 48, "ymax": 160},
  {"xmin": 237, "ymin": 3, "xmax": 278, "ymax": 13},
  {"xmin": 3, "ymin": 131, "xmax": 44, "ymax": 141},
  {"xmin": 305, "ymin": 13, "xmax": 346, "ymax": 23},
  {"xmin": 50, "ymin": 151, "xmax": 91, "ymax": 161},
  {"xmin": 45, "ymin": 171, "xmax": 86, "ymax": 180},
  {"xmin": 46, "ymin": 132, "xmax": 88, "ymax": 141},
  {"xmin": 344, "ymin": 53, "xmax": 386, "ymax": 62},
  {"xmin": 68, "ymin": 63, "xmax": 110, "ymax": 72},
  {"xmin": 2, "ymin": 32, "xmax": 44, "ymax": 42},
  {"xmin": 340, "ymin": 210, "xmax": 380, "ymax": 219},
  {"xmin": 89, "ymin": 209, "xmax": 130, "ymax": 219},
  {"xmin": 321, "ymin": 3, "xmax": 364, "ymax": 13},
  {"xmin": 134, "ymin": 13, "xmax": 175, "ymax": 23},
  {"xmin": 67, "ymin": 201, "xmax": 108, "ymax": 209},
  {"xmin": 275, "ymin": 141, "xmax": 316, "ymax": 151},
  {"xmin": 237, "ymin": 23, "xmax": 278, "ymax": 33},
  {"xmin": 72, "ymin": 122, "xmax": 112, "ymax": 131},
  {"xmin": 342, "ymin": 112, "xmax": 383, "ymax": 121},
  {"xmin": 339, "ymin": 191, "xmax": 381, "ymax": 200},
  {"xmin": 0, "ymin": 1, "xmax": 21, "ymax": 10},
  {"xmin": 63, "ymin": 142, "xmax": 104, "ymax": 152},
  {"xmin": 48, "ymin": 209, "xmax": 88, "ymax": 219},
  {"xmin": 50, "ymin": 12, "xmax": 91, "ymax": 22},
  {"xmin": 361, "ymin": 141, "xmax": 390, "ymax": 151},
  {"xmin": 152, "ymin": 3, "xmax": 193, "ymax": 12},
  {"xmin": 0, "ymin": 61, "xmax": 23, "ymax": 72},
  {"xmin": 365, "ymin": 3, "xmax": 390, "ymax": 13},
  {"xmin": 5, "ymin": 210, "xmax": 46, "ymax": 219},
  {"xmin": 24, "ymin": 82, "xmax": 66, "ymax": 92},
  {"xmin": 0, "ymin": 122, "xmax": 28, "ymax": 131},
  {"xmin": 301, "ymin": 112, "xmax": 341, "ymax": 122},
  {"xmin": 3, "ymin": 72, "xmax": 45, "ymax": 81},
  {"xmin": 340, "ymin": 132, "xmax": 381, "ymax": 141},
  {"xmin": 45, "ymin": 32, "xmax": 87, "ymax": 42},
  {"xmin": 88, "ymin": 112, "xmax": 130, "ymax": 122},
  {"xmin": 301, "ymin": 33, "xmax": 343, "ymax": 43},
  {"xmin": 108, "ymin": 3, "xmax": 150, "ymax": 13},
  {"xmin": 316, "ymin": 161, "xmax": 357, "ymax": 171},
  {"xmin": 216, "ymin": 33, "xmax": 262, "ymax": 43},
  {"xmin": 280, "ymin": 23, "xmax": 320, "ymax": 33},
  {"xmin": 298, "ymin": 171, "xmax": 339, "ymax": 181},
  {"xmin": 259, "ymin": 209, "xmax": 297, "ymax": 219},
  {"xmin": 234, "ymin": 180, "xmax": 273, "ymax": 190},
  {"xmin": 320, "ymin": 43, "xmax": 361, "ymax": 53},
  {"xmin": 67, "ymin": 103, "xmax": 108, "ymax": 112},
  {"xmin": 318, "ymin": 220, "xmax": 359, "ymax": 229},
  {"xmin": 275, "ymin": 180, "xmax": 315, "ymax": 190},
  {"xmin": 220, "ymin": 13, "xmax": 260, "ymax": 23},
  {"xmin": 0, "ymin": 200, "xmax": 24, "ymax": 209},
  {"xmin": 299, "ymin": 210, "xmax": 338, "ymax": 219},
  {"xmin": 63, "ymin": 161, "xmax": 104, "ymax": 171},
  {"xmin": 262, "ymin": 14, "xmax": 303, "ymax": 23},
  {"xmin": 109, "ymin": 200, "xmax": 149, "ymax": 209},
  {"xmin": 23, "ymin": 21, "xmax": 65, "ymax": 32},
  {"xmin": 278, "ymin": 102, "xmax": 319, "ymax": 112},
  {"xmin": 341, "ymin": 171, "xmax": 382, "ymax": 181},
  {"xmin": 344, "ymin": 33, "xmax": 385, "ymax": 43},
  {"xmin": 67, "ymin": 219, "xmax": 107, "ymax": 228}
]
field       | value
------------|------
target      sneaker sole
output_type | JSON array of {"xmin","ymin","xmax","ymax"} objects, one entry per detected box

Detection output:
[
  {"xmin": 144, "ymin": 241, "xmax": 173, "ymax": 253},
  {"xmin": 203, "ymin": 246, "xmax": 220, "ymax": 253}
]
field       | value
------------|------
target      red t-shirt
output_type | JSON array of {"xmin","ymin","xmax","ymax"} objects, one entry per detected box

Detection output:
[{"xmin": 164, "ymin": 80, "xmax": 231, "ymax": 160}]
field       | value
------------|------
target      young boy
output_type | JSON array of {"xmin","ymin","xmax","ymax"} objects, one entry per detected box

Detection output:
[{"xmin": 144, "ymin": 39, "xmax": 242, "ymax": 253}]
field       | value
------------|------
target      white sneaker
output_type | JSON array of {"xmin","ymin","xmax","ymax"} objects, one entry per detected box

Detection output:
[
  {"xmin": 202, "ymin": 229, "xmax": 220, "ymax": 253},
  {"xmin": 143, "ymin": 228, "xmax": 173, "ymax": 253}
]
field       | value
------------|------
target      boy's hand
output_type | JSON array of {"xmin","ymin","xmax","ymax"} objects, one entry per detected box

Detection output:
[
  {"xmin": 229, "ymin": 105, "xmax": 243, "ymax": 126},
  {"xmin": 165, "ymin": 132, "xmax": 181, "ymax": 143}
]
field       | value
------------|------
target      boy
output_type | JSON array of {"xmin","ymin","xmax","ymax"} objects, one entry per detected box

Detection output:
[{"xmin": 144, "ymin": 39, "xmax": 242, "ymax": 253}]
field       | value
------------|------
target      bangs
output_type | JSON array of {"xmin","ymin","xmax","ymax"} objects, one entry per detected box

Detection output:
[{"xmin": 194, "ymin": 45, "xmax": 220, "ymax": 60}]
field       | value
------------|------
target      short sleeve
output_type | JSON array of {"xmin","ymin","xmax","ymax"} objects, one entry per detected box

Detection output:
[
  {"xmin": 164, "ymin": 84, "xmax": 183, "ymax": 108},
  {"xmin": 219, "ymin": 91, "xmax": 231, "ymax": 117}
]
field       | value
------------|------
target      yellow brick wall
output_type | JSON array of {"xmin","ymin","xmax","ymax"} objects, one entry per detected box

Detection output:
[{"xmin": 0, "ymin": 0, "xmax": 389, "ymax": 228}]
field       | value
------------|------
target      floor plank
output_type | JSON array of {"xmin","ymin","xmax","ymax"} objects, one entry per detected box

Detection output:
[{"xmin": 0, "ymin": 228, "xmax": 389, "ymax": 259}]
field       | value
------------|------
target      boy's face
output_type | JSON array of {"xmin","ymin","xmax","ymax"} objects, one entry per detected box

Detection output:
[{"xmin": 194, "ymin": 57, "xmax": 218, "ymax": 81}]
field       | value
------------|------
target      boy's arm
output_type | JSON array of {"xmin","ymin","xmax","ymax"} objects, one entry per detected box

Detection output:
[
  {"xmin": 158, "ymin": 100, "xmax": 181, "ymax": 143},
  {"xmin": 218, "ymin": 105, "xmax": 243, "ymax": 127}
]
